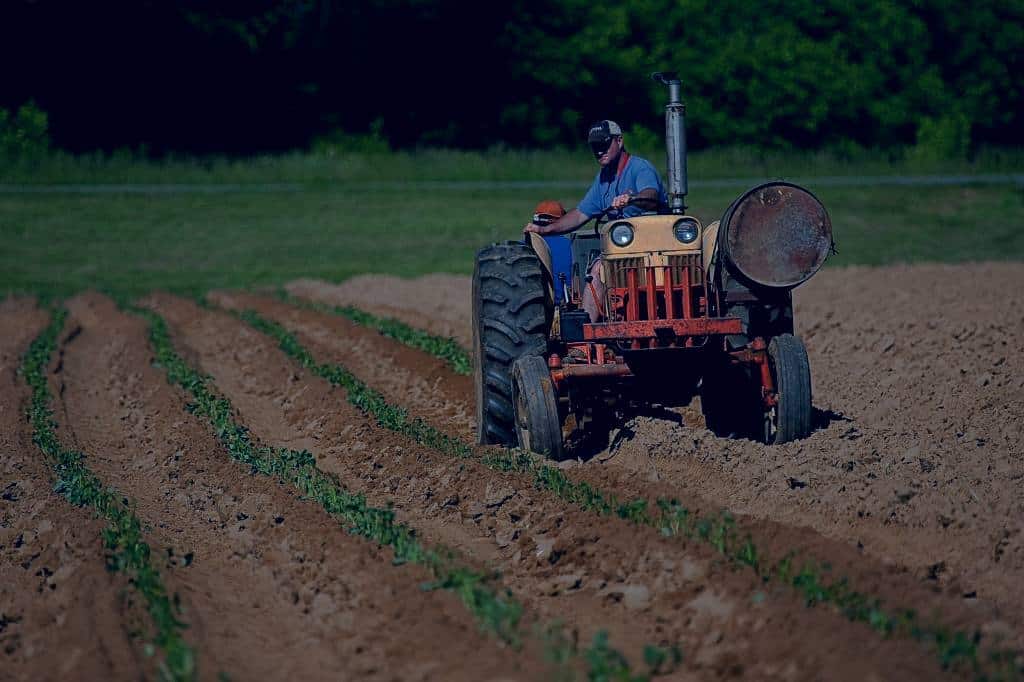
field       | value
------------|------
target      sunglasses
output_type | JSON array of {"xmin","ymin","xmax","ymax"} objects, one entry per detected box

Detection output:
[{"xmin": 589, "ymin": 136, "xmax": 616, "ymax": 158}]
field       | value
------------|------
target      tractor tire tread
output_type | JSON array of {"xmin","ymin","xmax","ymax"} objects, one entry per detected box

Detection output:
[
  {"xmin": 473, "ymin": 242, "xmax": 552, "ymax": 446},
  {"xmin": 511, "ymin": 355, "xmax": 565, "ymax": 459},
  {"xmin": 768, "ymin": 333, "xmax": 813, "ymax": 443}
]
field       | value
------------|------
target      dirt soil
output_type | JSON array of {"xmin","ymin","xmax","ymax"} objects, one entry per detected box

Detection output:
[
  {"xmin": 5, "ymin": 259, "xmax": 1022, "ymax": 679},
  {"xmin": 286, "ymin": 263, "xmax": 1024, "ymax": 644},
  {"xmin": 51, "ymin": 292, "xmax": 538, "ymax": 681},
  {"xmin": 287, "ymin": 274, "xmax": 474, "ymax": 349},
  {"xmin": 203, "ymin": 289, "xmax": 973, "ymax": 679},
  {"xmin": 0, "ymin": 298, "xmax": 149, "ymax": 681}
]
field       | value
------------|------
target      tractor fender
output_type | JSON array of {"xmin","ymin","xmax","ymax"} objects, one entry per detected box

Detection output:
[{"xmin": 527, "ymin": 232, "xmax": 557, "ymax": 302}]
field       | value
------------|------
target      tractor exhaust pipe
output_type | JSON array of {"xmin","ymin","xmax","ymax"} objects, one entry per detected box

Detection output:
[{"xmin": 652, "ymin": 72, "xmax": 687, "ymax": 213}]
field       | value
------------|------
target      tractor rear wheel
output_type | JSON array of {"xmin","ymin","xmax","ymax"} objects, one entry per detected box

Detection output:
[
  {"xmin": 764, "ymin": 334, "xmax": 812, "ymax": 444},
  {"xmin": 472, "ymin": 242, "xmax": 551, "ymax": 446},
  {"xmin": 511, "ymin": 355, "xmax": 564, "ymax": 459}
]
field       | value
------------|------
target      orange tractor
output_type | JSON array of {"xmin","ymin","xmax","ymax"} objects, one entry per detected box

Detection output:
[{"xmin": 473, "ymin": 73, "xmax": 834, "ymax": 458}]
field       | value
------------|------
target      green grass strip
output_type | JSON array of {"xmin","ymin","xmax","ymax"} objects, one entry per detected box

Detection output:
[
  {"xmin": 21, "ymin": 308, "xmax": 196, "ymax": 682},
  {"xmin": 237, "ymin": 307, "xmax": 1021, "ymax": 681},
  {"xmin": 135, "ymin": 306, "xmax": 670, "ymax": 681},
  {"xmin": 276, "ymin": 288, "xmax": 472, "ymax": 375}
]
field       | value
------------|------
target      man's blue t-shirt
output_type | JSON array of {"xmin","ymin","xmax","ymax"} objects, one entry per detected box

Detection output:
[{"xmin": 577, "ymin": 154, "xmax": 667, "ymax": 218}]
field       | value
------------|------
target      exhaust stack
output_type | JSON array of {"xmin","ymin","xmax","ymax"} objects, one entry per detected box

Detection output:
[{"xmin": 652, "ymin": 72, "xmax": 687, "ymax": 213}]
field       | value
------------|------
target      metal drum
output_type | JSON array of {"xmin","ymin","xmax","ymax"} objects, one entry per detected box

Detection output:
[{"xmin": 720, "ymin": 182, "xmax": 833, "ymax": 289}]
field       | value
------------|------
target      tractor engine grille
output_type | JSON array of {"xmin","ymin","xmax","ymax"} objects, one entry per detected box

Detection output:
[
  {"xmin": 607, "ymin": 255, "xmax": 704, "ymax": 289},
  {"xmin": 606, "ymin": 257, "xmax": 645, "ymax": 288},
  {"xmin": 605, "ymin": 253, "xmax": 707, "ymax": 323},
  {"xmin": 667, "ymin": 254, "xmax": 703, "ymax": 288}
]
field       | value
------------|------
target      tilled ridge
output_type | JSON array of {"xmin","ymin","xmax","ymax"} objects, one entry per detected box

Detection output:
[
  {"xmin": 595, "ymin": 263, "xmax": 1024, "ymax": 638},
  {"xmin": 211, "ymin": 290, "xmax": 475, "ymax": 442},
  {"xmin": 0, "ymin": 298, "xmax": 147, "ymax": 681},
  {"xmin": 283, "ymin": 266, "xmax": 1024, "ymax": 645},
  {"xmin": 60, "ymin": 293, "xmax": 534, "ymax": 681},
  {"xmin": 285, "ymin": 275, "xmax": 473, "ymax": 348},
  {"xmin": 150, "ymin": 292, "xmax": 959, "ymax": 680},
  {"xmin": 605, "ymin": 263, "xmax": 1024, "ymax": 623},
  {"xmin": 228, "ymin": 289, "xmax": 1019, "ymax": 641},
  {"xmin": 227, "ymin": 289, "xmax": 1024, "ymax": 675}
]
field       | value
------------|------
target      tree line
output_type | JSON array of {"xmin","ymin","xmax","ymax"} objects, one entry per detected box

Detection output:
[{"xmin": 2, "ymin": 0, "xmax": 1021, "ymax": 155}]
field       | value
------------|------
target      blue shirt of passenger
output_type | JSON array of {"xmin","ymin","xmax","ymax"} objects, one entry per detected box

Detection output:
[{"xmin": 577, "ymin": 154, "xmax": 667, "ymax": 218}]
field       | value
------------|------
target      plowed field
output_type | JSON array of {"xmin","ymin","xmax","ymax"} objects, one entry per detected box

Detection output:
[{"xmin": 2, "ymin": 261, "xmax": 1022, "ymax": 680}]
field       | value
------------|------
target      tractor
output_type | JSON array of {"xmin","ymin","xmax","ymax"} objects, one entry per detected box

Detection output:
[{"xmin": 473, "ymin": 72, "xmax": 834, "ymax": 459}]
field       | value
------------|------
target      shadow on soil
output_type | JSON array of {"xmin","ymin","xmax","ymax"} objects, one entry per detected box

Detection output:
[
  {"xmin": 566, "ymin": 404, "xmax": 851, "ymax": 463},
  {"xmin": 812, "ymin": 407, "xmax": 851, "ymax": 431}
]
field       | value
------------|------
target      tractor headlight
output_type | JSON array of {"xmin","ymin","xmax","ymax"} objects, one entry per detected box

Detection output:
[
  {"xmin": 610, "ymin": 222, "xmax": 634, "ymax": 247},
  {"xmin": 673, "ymin": 218, "xmax": 699, "ymax": 244}
]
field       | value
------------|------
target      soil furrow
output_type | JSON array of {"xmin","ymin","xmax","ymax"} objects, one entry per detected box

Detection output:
[
  {"xmin": 213, "ymin": 290, "xmax": 475, "ymax": 442},
  {"xmin": 283, "ymin": 267, "xmax": 1024, "ymax": 632},
  {"xmin": 58, "ymin": 293, "xmax": 533, "ymax": 681},
  {"xmin": 603, "ymin": 263, "xmax": 1024, "ymax": 630},
  {"xmin": 150, "ymin": 292, "xmax": 961, "ymax": 680},
  {"xmin": 224, "ymin": 288, "xmax": 1022, "ymax": 674},
  {"xmin": 286, "ymin": 275, "xmax": 473, "ymax": 349},
  {"xmin": 230, "ymin": 286, "xmax": 1015, "ymax": 622},
  {"xmin": 0, "ymin": 299, "xmax": 149, "ymax": 681}
]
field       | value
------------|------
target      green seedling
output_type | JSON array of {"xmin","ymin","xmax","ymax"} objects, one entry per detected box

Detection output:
[
  {"xmin": 21, "ymin": 308, "xmax": 196, "ymax": 682},
  {"xmin": 232, "ymin": 307, "xmax": 1023, "ymax": 681},
  {"xmin": 276, "ymin": 289, "xmax": 472, "ymax": 375},
  {"xmin": 134, "ymin": 305, "xmax": 668, "ymax": 680}
]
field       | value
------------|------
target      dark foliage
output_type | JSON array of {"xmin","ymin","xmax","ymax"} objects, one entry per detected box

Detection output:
[{"xmin": 2, "ymin": 0, "xmax": 1021, "ymax": 153}]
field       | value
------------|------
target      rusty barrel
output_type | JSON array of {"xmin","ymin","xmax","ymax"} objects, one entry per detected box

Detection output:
[{"xmin": 720, "ymin": 182, "xmax": 833, "ymax": 289}]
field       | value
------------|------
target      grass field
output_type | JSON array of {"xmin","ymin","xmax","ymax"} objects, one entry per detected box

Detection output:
[{"xmin": 1, "ymin": 148, "xmax": 1022, "ymax": 298}]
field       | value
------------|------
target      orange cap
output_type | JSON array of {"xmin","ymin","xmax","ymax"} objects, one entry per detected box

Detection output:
[{"xmin": 533, "ymin": 200, "xmax": 566, "ymax": 222}]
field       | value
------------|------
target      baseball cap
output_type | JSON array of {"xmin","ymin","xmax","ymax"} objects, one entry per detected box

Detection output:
[
  {"xmin": 587, "ymin": 120, "xmax": 623, "ymax": 143},
  {"xmin": 533, "ymin": 200, "xmax": 566, "ymax": 226}
]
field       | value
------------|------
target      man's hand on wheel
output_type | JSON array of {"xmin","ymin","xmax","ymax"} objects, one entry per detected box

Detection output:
[
  {"xmin": 524, "ymin": 222, "xmax": 546, "ymax": 235},
  {"xmin": 611, "ymin": 192, "xmax": 632, "ymax": 210}
]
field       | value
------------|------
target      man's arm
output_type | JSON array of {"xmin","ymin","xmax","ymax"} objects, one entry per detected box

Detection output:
[
  {"xmin": 524, "ymin": 208, "xmax": 590, "ymax": 236},
  {"xmin": 611, "ymin": 187, "xmax": 659, "ymax": 210}
]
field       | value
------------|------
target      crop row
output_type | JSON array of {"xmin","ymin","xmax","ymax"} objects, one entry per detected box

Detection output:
[
  {"xmin": 276, "ymin": 289, "xmax": 472, "ymax": 375},
  {"xmin": 236, "ymin": 303, "xmax": 1022, "ymax": 681},
  {"xmin": 133, "ymin": 305, "xmax": 676, "ymax": 681},
  {"xmin": 22, "ymin": 309, "xmax": 196, "ymax": 682}
]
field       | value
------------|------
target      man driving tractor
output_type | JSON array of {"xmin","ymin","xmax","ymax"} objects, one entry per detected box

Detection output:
[
  {"xmin": 524, "ymin": 120, "xmax": 667, "ymax": 322},
  {"xmin": 476, "ymin": 73, "xmax": 830, "ymax": 457}
]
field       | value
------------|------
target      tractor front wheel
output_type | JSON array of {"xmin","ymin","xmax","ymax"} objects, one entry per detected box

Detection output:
[
  {"xmin": 511, "ymin": 355, "xmax": 564, "ymax": 459},
  {"xmin": 764, "ymin": 334, "xmax": 812, "ymax": 444}
]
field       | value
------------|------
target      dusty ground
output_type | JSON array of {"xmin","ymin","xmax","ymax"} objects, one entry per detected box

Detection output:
[
  {"xmin": 196, "ymin": 290, "xmax": 955, "ymax": 680},
  {"xmin": 2, "ymin": 295, "xmax": 541, "ymax": 681},
  {"xmin": 287, "ymin": 263, "xmax": 1024, "ymax": 640},
  {"xmin": 287, "ymin": 274, "xmax": 474, "ymax": 349},
  {"xmin": 57, "ymin": 293, "xmax": 533, "ymax": 681},
  {"xmin": 3, "ymin": 260, "xmax": 1021, "ymax": 679},
  {"xmin": 0, "ymin": 298, "xmax": 150, "ymax": 681}
]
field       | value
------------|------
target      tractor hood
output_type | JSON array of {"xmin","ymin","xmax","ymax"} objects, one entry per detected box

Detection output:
[{"xmin": 600, "ymin": 214, "xmax": 703, "ymax": 255}]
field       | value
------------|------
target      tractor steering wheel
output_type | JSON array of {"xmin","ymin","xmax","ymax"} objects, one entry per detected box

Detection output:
[{"xmin": 587, "ymin": 196, "xmax": 648, "ymax": 235}]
